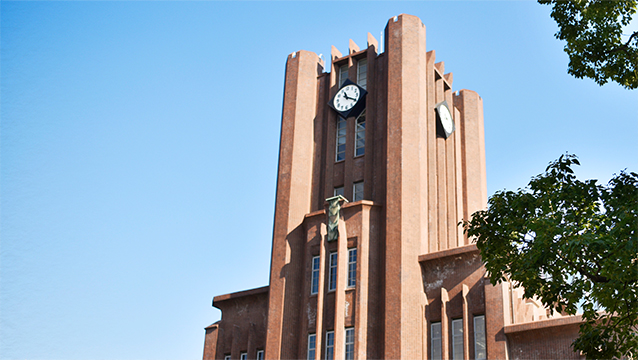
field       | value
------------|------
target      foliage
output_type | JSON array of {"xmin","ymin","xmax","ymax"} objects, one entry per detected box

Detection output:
[
  {"xmin": 464, "ymin": 154, "xmax": 638, "ymax": 359},
  {"xmin": 539, "ymin": 0, "xmax": 638, "ymax": 89}
]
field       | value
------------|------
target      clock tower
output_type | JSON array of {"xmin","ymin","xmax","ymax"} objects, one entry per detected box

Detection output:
[{"xmin": 203, "ymin": 14, "xmax": 582, "ymax": 360}]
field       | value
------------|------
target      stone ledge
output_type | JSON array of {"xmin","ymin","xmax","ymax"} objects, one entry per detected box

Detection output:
[
  {"xmin": 418, "ymin": 243, "xmax": 479, "ymax": 263},
  {"xmin": 504, "ymin": 314, "xmax": 583, "ymax": 334},
  {"xmin": 212, "ymin": 285, "xmax": 269, "ymax": 306}
]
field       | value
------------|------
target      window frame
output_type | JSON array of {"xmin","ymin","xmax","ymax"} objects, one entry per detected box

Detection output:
[
  {"xmin": 347, "ymin": 248, "xmax": 357, "ymax": 288},
  {"xmin": 474, "ymin": 315, "xmax": 486, "ymax": 360},
  {"xmin": 339, "ymin": 64, "xmax": 348, "ymax": 86},
  {"xmin": 333, "ymin": 186, "xmax": 344, "ymax": 198},
  {"xmin": 357, "ymin": 58, "xmax": 367, "ymax": 89},
  {"xmin": 328, "ymin": 252, "xmax": 338, "ymax": 291},
  {"xmin": 307, "ymin": 333, "xmax": 316, "ymax": 360},
  {"xmin": 431, "ymin": 322, "xmax": 442, "ymax": 360},
  {"xmin": 311, "ymin": 255, "xmax": 320, "ymax": 295},
  {"xmin": 355, "ymin": 111, "xmax": 365, "ymax": 157},
  {"xmin": 452, "ymin": 318, "xmax": 464, "ymax": 360},
  {"xmin": 224, "ymin": 355, "xmax": 231, "ymax": 360},
  {"xmin": 345, "ymin": 327, "xmax": 355, "ymax": 360},
  {"xmin": 240, "ymin": 352, "xmax": 247, "ymax": 360},
  {"xmin": 336, "ymin": 116, "xmax": 347, "ymax": 162},
  {"xmin": 325, "ymin": 331, "xmax": 335, "ymax": 360},
  {"xmin": 353, "ymin": 181, "xmax": 364, "ymax": 202}
]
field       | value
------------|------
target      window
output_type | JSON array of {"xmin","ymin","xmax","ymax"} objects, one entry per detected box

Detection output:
[
  {"xmin": 345, "ymin": 327, "xmax": 355, "ymax": 360},
  {"xmin": 307, "ymin": 334, "xmax": 316, "ymax": 360},
  {"xmin": 347, "ymin": 248, "xmax": 357, "ymax": 287},
  {"xmin": 240, "ymin": 353, "xmax": 247, "ymax": 360},
  {"xmin": 431, "ymin": 322, "xmax": 442, "ymax": 360},
  {"xmin": 336, "ymin": 117, "xmax": 346, "ymax": 162},
  {"xmin": 256, "ymin": 350, "xmax": 264, "ymax": 360},
  {"xmin": 355, "ymin": 111, "xmax": 365, "ymax": 157},
  {"xmin": 224, "ymin": 355, "xmax": 231, "ymax": 360},
  {"xmin": 334, "ymin": 186, "xmax": 344, "ymax": 198},
  {"xmin": 328, "ymin": 252, "xmax": 338, "ymax": 291},
  {"xmin": 339, "ymin": 65, "xmax": 348, "ymax": 86},
  {"xmin": 357, "ymin": 58, "xmax": 367, "ymax": 89},
  {"xmin": 452, "ymin": 318, "xmax": 463, "ymax": 360},
  {"xmin": 474, "ymin": 315, "xmax": 486, "ymax": 360},
  {"xmin": 353, "ymin": 181, "xmax": 364, "ymax": 202},
  {"xmin": 311, "ymin": 256, "xmax": 320, "ymax": 295},
  {"xmin": 325, "ymin": 331, "xmax": 335, "ymax": 360}
]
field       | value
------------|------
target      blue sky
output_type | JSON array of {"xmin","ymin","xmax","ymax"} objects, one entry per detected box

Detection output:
[{"xmin": 1, "ymin": 2, "xmax": 635, "ymax": 359}]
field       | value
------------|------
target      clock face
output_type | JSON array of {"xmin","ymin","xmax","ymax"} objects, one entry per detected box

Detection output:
[
  {"xmin": 438, "ymin": 104, "xmax": 454, "ymax": 134},
  {"xmin": 333, "ymin": 85, "xmax": 360, "ymax": 112}
]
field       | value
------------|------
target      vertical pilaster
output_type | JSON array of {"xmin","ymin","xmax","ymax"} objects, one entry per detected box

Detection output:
[
  {"xmin": 384, "ymin": 14, "xmax": 427, "ymax": 360},
  {"xmin": 462, "ymin": 284, "xmax": 470, "ymax": 360},
  {"xmin": 441, "ymin": 288, "xmax": 449, "ymax": 360},
  {"xmin": 314, "ymin": 224, "xmax": 327, "ymax": 360},
  {"xmin": 454, "ymin": 90, "xmax": 487, "ymax": 231},
  {"xmin": 333, "ymin": 219, "xmax": 348, "ymax": 360},
  {"xmin": 354, "ymin": 207, "xmax": 371, "ymax": 359},
  {"xmin": 484, "ymin": 280, "xmax": 510, "ymax": 359},
  {"xmin": 265, "ymin": 50, "xmax": 321, "ymax": 360},
  {"xmin": 426, "ymin": 50, "xmax": 438, "ymax": 253}
]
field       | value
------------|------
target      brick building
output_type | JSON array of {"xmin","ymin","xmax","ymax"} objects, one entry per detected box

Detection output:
[{"xmin": 203, "ymin": 14, "xmax": 582, "ymax": 360}]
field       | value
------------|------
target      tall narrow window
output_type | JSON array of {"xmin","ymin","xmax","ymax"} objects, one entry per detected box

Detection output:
[
  {"xmin": 311, "ymin": 256, "xmax": 320, "ymax": 295},
  {"xmin": 328, "ymin": 252, "xmax": 338, "ymax": 291},
  {"xmin": 345, "ymin": 327, "xmax": 355, "ymax": 360},
  {"xmin": 257, "ymin": 350, "xmax": 264, "ymax": 360},
  {"xmin": 474, "ymin": 315, "xmax": 486, "ymax": 360},
  {"xmin": 452, "ymin": 318, "xmax": 464, "ymax": 360},
  {"xmin": 240, "ymin": 353, "xmax": 247, "ymax": 360},
  {"xmin": 339, "ymin": 65, "xmax": 348, "ymax": 86},
  {"xmin": 431, "ymin": 322, "xmax": 442, "ymax": 360},
  {"xmin": 357, "ymin": 58, "xmax": 367, "ymax": 89},
  {"xmin": 355, "ymin": 111, "xmax": 365, "ymax": 156},
  {"xmin": 336, "ymin": 117, "xmax": 346, "ymax": 162},
  {"xmin": 307, "ymin": 334, "xmax": 316, "ymax": 360},
  {"xmin": 334, "ymin": 186, "xmax": 344, "ymax": 198},
  {"xmin": 325, "ymin": 331, "xmax": 335, "ymax": 360},
  {"xmin": 347, "ymin": 248, "xmax": 357, "ymax": 287},
  {"xmin": 353, "ymin": 181, "xmax": 364, "ymax": 202}
]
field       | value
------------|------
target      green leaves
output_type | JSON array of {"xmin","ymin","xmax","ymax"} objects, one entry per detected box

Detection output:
[
  {"xmin": 464, "ymin": 154, "xmax": 638, "ymax": 358},
  {"xmin": 538, "ymin": 0, "xmax": 638, "ymax": 89}
]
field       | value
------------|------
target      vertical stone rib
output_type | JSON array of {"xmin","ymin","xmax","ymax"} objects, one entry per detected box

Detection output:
[
  {"xmin": 462, "ymin": 284, "xmax": 470, "ymax": 360},
  {"xmin": 314, "ymin": 223, "xmax": 327, "ymax": 360},
  {"xmin": 384, "ymin": 14, "xmax": 426, "ymax": 360},
  {"xmin": 426, "ymin": 50, "xmax": 437, "ymax": 253},
  {"xmin": 266, "ymin": 50, "xmax": 319, "ymax": 360},
  {"xmin": 333, "ymin": 218, "xmax": 348, "ymax": 360},
  {"xmin": 444, "ymin": 83, "xmax": 457, "ymax": 249},
  {"xmin": 435, "ymin": 72, "xmax": 447, "ymax": 250},
  {"xmin": 355, "ymin": 207, "xmax": 371, "ymax": 359},
  {"xmin": 441, "ymin": 287, "xmax": 449, "ymax": 360}
]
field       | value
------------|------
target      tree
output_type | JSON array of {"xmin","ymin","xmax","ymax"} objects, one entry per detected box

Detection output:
[
  {"xmin": 464, "ymin": 154, "xmax": 638, "ymax": 359},
  {"xmin": 539, "ymin": 0, "xmax": 638, "ymax": 89}
]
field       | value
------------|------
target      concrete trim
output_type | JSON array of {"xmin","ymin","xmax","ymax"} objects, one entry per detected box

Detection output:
[
  {"xmin": 504, "ymin": 315, "xmax": 583, "ymax": 334},
  {"xmin": 213, "ymin": 285, "xmax": 269, "ymax": 306},
  {"xmin": 418, "ymin": 244, "xmax": 478, "ymax": 263}
]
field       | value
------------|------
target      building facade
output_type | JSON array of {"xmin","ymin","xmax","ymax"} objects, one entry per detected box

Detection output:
[{"xmin": 203, "ymin": 14, "xmax": 582, "ymax": 360}]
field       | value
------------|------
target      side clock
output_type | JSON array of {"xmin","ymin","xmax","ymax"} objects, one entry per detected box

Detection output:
[
  {"xmin": 435, "ymin": 100, "xmax": 455, "ymax": 139},
  {"xmin": 328, "ymin": 79, "xmax": 367, "ymax": 119}
]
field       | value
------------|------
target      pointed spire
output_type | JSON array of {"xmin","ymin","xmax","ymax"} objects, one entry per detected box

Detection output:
[
  {"xmin": 349, "ymin": 39, "xmax": 360, "ymax": 54},
  {"xmin": 331, "ymin": 45, "xmax": 342, "ymax": 61}
]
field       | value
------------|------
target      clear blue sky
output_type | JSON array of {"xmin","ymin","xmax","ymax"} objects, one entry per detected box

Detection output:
[{"xmin": 1, "ymin": 2, "xmax": 635, "ymax": 359}]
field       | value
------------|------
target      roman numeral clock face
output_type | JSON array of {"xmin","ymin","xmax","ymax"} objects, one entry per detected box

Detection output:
[{"xmin": 334, "ymin": 85, "xmax": 360, "ymax": 112}]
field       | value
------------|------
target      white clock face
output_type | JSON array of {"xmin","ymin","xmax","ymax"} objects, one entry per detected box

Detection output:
[
  {"xmin": 438, "ymin": 104, "xmax": 454, "ymax": 135},
  {"xmin": 333, "ymin": 85, "xmax": 360, "ymax": 112}
]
